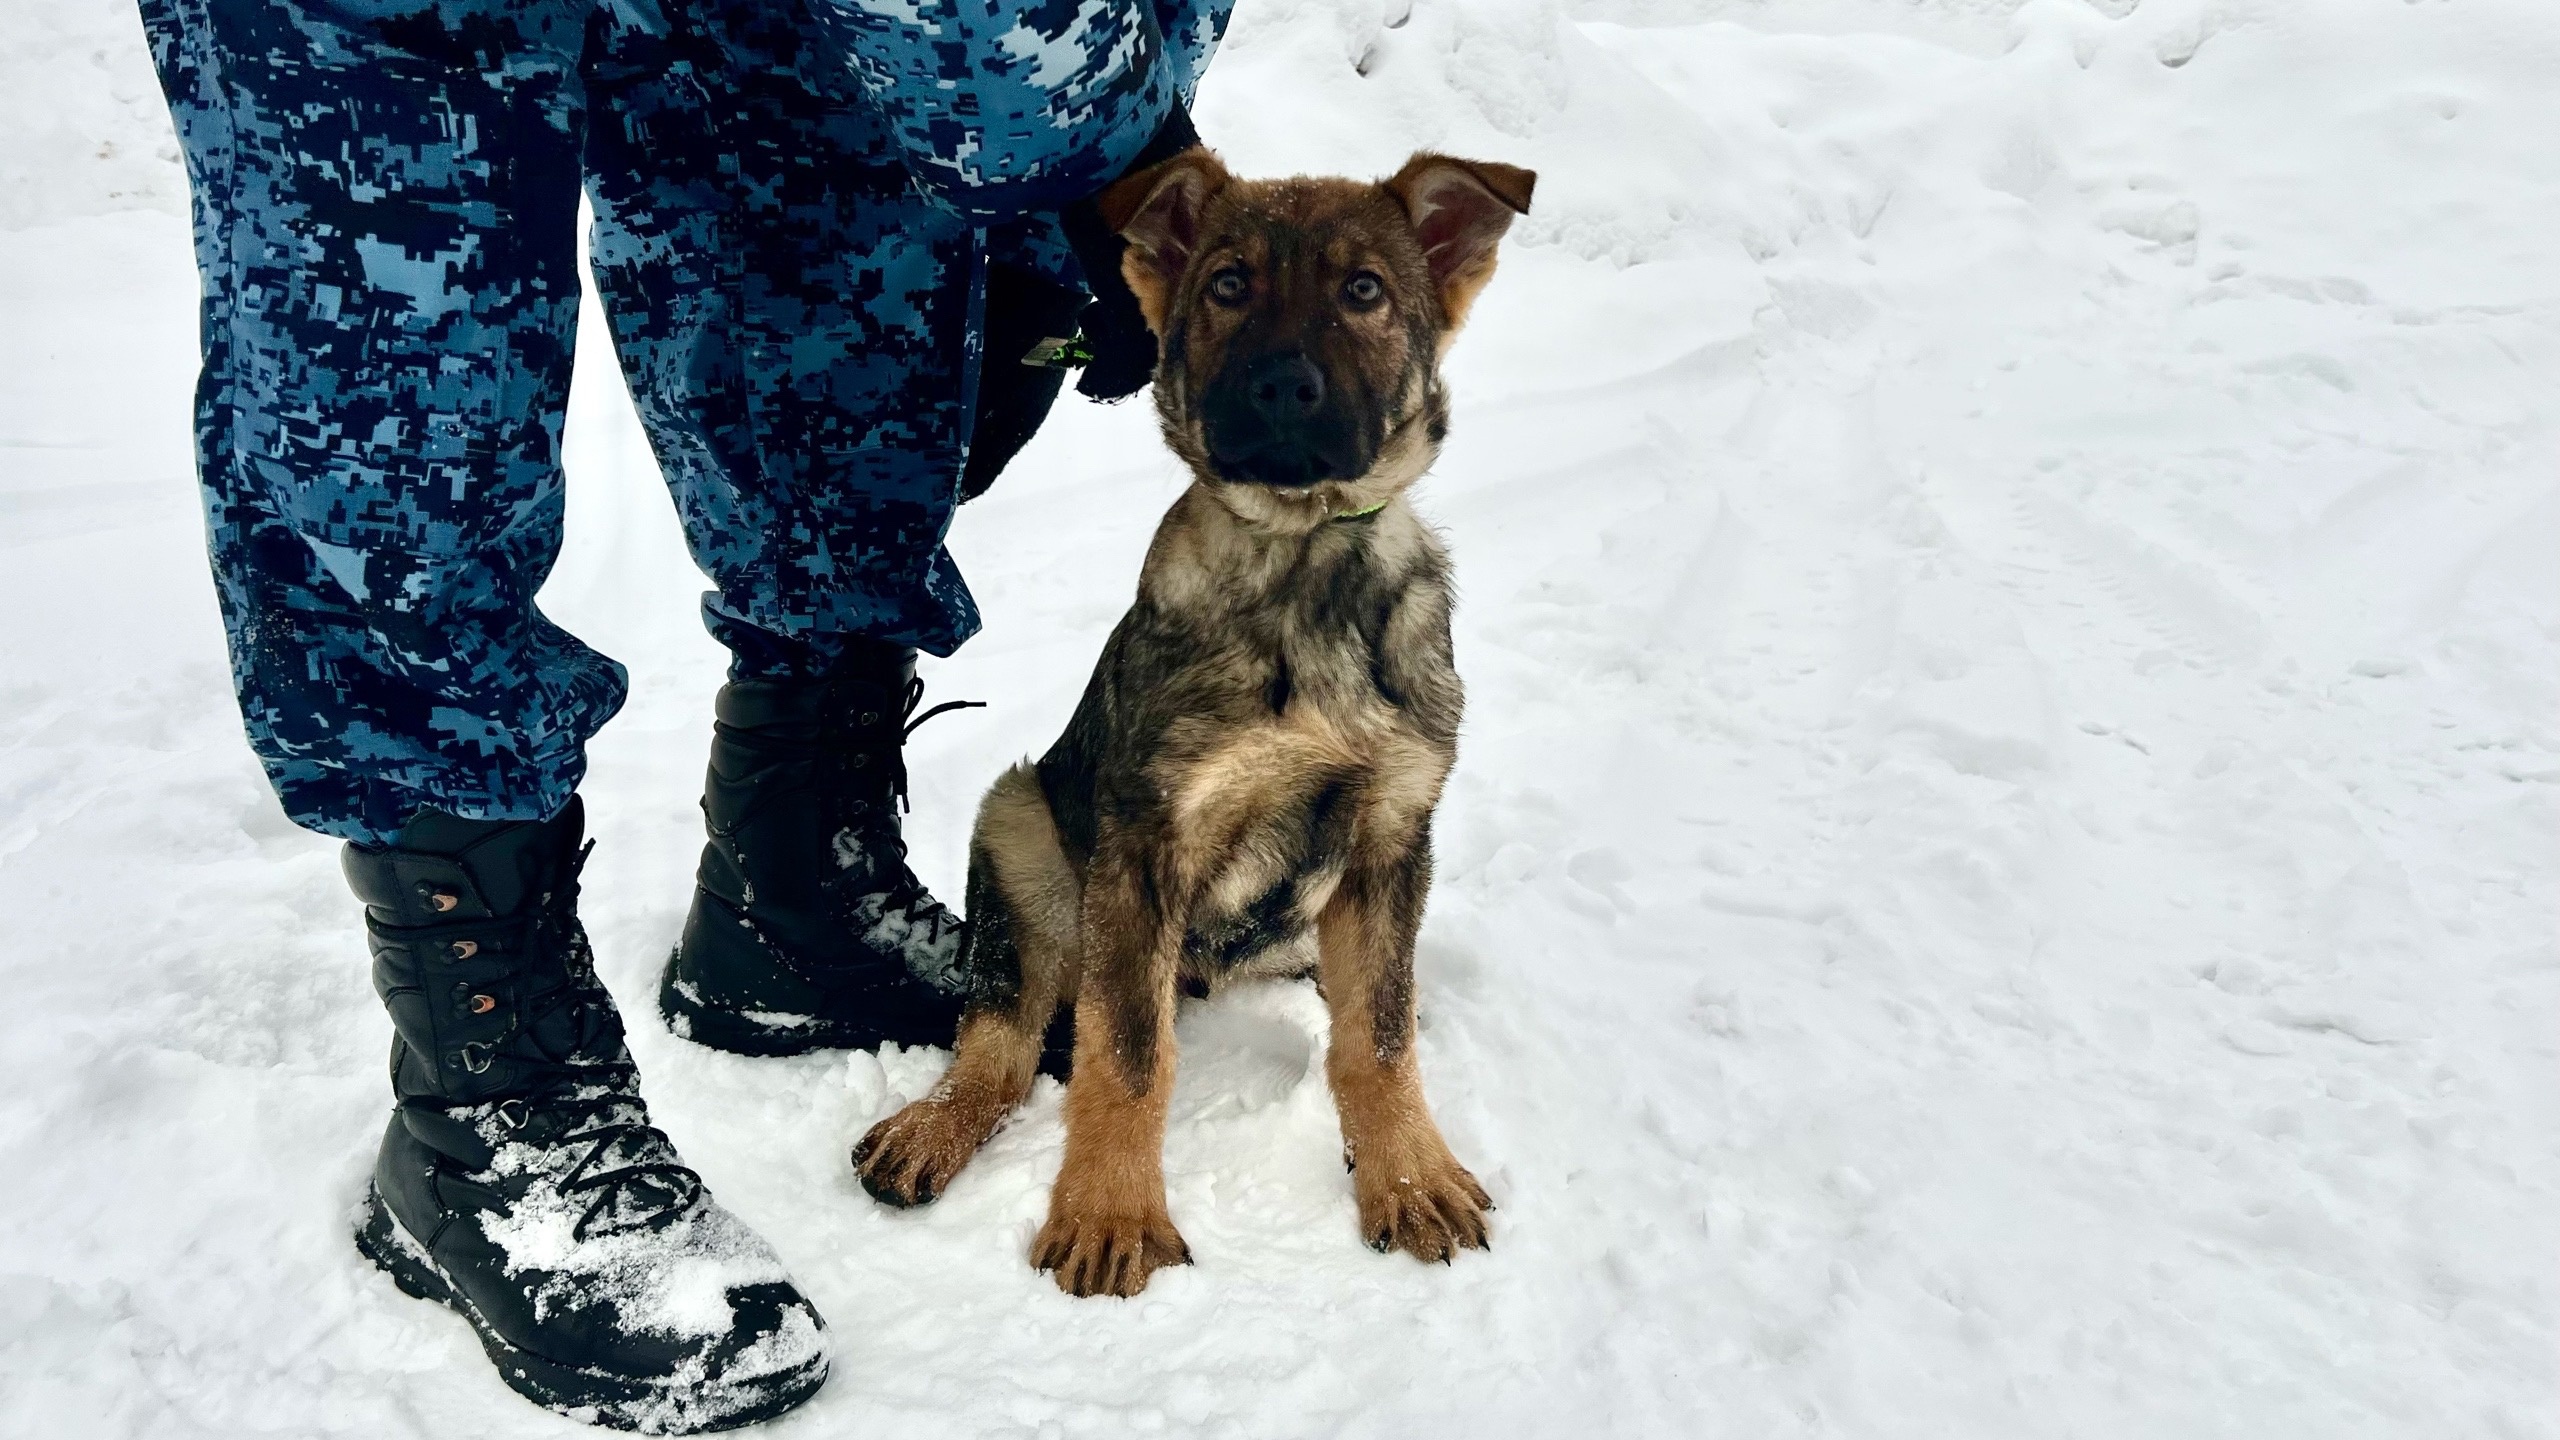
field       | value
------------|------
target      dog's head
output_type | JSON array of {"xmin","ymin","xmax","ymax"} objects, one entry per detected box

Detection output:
[{"xmin": 1099, "ymin": 149, "xmax": 1534, "ymax": 529}]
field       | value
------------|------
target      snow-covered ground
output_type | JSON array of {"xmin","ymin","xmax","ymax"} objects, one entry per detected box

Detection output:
[{"xmin": 5, "ymin": 0, "xmax": 2557, "ymax": 1434}]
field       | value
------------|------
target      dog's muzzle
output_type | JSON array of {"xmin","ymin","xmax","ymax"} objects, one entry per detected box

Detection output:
[{"xmin": 1202, "ymin": 351, "xmax": 1371, "ymax": 489}]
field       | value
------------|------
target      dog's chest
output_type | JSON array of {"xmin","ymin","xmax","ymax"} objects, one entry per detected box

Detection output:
[
  {"xmin": 1160, "ymin": 629, "xmax": 1446, "ymax": 837},
  {"xmin": 1160, "ymin": 640, "xmax": 1444, "ymax": 977}
]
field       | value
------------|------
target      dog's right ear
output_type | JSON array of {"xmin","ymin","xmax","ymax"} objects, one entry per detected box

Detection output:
[{"xmin": 1098, "ymin": 148, "xmax": 1233, "ymax": 336}]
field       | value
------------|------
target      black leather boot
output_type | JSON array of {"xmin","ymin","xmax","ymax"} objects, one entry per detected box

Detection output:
[
  {"xmin": 347, "ymin": 798, "xmax": 828, "ymax": 1434},
  {"xmin": 660, "ymin": 643, "xmax": 975, "ymax": 1056}
]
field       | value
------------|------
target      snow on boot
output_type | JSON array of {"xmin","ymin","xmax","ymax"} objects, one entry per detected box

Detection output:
[
  {"xmin": 347, "ymin": 798, "xmax": 828, "ymax": 1434},
  {"xmin": 661, "ymin": 643, "xmax": 977, "ymax": 1056}
]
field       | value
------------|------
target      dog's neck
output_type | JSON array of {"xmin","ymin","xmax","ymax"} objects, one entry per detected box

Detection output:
[{"xmin": 1140, "ymin": 480, "xmax": 1433, "ymax": 617}]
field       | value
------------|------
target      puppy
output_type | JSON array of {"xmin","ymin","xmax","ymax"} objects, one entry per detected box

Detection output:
[{"xmin": 853, "ymin": 147, "xmax": 1534, "ymax": 1298}]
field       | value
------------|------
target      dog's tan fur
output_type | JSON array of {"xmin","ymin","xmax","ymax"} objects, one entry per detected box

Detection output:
[{"xmin": 852, "ymin": 148, "xmax": 1533, "ymax": 1296}]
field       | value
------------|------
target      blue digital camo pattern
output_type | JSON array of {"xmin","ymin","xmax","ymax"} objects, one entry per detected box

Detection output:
[{"xmin": 140, "ymin": 0, "xmax": 1229, "ymax": 844}]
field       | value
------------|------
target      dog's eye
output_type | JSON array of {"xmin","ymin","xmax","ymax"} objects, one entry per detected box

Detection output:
[
  {"xmin": 1206, "ymin": 267, "xmax": 1251, "ymax": 306},
  {"xmin": 1341, "ymin": 271, "xmax": 1385, "ymax": 308}
]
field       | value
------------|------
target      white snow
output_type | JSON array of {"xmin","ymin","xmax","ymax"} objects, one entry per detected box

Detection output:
[{"xmin": 5, "ymin": 0, "xmax": 2558, "ymax": 1435}]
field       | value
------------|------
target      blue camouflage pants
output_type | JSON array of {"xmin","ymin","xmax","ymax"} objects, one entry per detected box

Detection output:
[{"xmin": 140, "ymin": 0, "xmax": 1228, "ymax": 843}]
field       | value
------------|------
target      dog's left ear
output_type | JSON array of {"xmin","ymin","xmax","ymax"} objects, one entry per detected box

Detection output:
[
  {"xmin": 1385, "ymin": 155, "xmax": 1536, "ymax": 332},
  {"xmin": 1099, "ymin": 147, "xmax": 1235, "ymax": 337}
]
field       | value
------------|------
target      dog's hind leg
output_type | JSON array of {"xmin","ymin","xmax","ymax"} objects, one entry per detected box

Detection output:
[
  {"xmin": 1033, "ymin": 841, "xmax": 1192, "ymax": 1297},
  {"xmin": 1318, "ymin": 822, "xmax": 1491, "ymax": 1263},
  {"xmin": 855, "ymin": 765, "xmax": 1076, "ymax": 1207}
]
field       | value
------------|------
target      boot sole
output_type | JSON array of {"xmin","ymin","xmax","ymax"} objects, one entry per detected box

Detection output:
[
  {"xmin": 355, "ymin": 1187, "xmax": 827, "ymax": 1434},
  {"xmin": 659, "ymin": 958, "xmax": 887, "ymax": 1057},
  {"xmin": 661, "ymin": 894, "xmax": 962, "ymax": 1058},
  {"xmin": 665, "ymin": 955, "xmax": 1078, "ymax": 1076}
]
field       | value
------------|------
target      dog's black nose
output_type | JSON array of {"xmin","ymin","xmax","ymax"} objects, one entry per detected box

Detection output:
[{"xmin": 1243, "ymin": 352, "xmax": 1325, "ymax": 423}]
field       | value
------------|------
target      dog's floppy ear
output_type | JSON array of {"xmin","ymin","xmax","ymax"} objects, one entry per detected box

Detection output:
[
  {"xmin": 1384, "ymin": 155, "xmax": 1536, "ymax": 332},
  {"xmin": 1098, "ymin": 147, "xmax": 1234, "ymax": 336}
]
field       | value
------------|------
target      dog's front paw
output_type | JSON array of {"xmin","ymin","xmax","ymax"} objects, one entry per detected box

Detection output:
[
  {"xmin": 1032, "ymin": 1202, "xmax": 1191, "ymax": 1298},
  {"xmin": 853, "ymin": 1098, "xmax": 992, "ymax": 1208},
  {"xmin": 1354, "ymin": 1145, "xmax": 1493, "ymax": 1264}
]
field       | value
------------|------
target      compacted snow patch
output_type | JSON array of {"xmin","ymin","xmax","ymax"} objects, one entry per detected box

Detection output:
[{"xmin": 3, "ymin": 0, "xmax": 2557, "ymax": 1436}]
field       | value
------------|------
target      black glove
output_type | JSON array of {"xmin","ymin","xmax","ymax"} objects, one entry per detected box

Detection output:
[
  {"xmin": 1060, "ymin": 103, "xmax": 1201, "ymax": 403},
  {"xmin": 960, "ymin": 260, "xmax": 1085, "ymax": 502}
]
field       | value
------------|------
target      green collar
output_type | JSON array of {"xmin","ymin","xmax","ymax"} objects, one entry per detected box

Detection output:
[{"xmin": 1333, "ymin": 499, "xmax": 1390, "ymax": 524}]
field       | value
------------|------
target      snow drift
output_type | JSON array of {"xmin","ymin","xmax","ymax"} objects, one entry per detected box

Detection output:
[{"xmin": 2, "ymin": 0, "xmax": 2556, "ymax": 1434}]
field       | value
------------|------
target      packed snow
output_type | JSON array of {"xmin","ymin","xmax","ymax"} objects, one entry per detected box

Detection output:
[{"xmin": 4, "ymin": 0, "xmax": 2556, "ymax": 1434}]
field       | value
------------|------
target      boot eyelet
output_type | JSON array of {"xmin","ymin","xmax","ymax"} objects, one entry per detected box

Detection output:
[
  {"xmin": 860, "ymin": 711, "xmax": 881, "ymax": 726},
  {"xmin": 496, "ymin": 1098, "xmax": 529, "ymax": 1131},
  {"xmin": 466, "ymin": 993, "xmax": 497, "ymax": 1015},
  {"xmin": 414, "ymin": 882, "xmax": 461, "ymax": 913},
  {"xmin": 447, "ymin": 939, "xmax": 479, "ymax": 961},
  {"xmin": 457, "ymin": 1042, "xmax": 495, "ymax": 1074},
  {"xmin": 849, "ymin": 754, "xmax": 869, "ymax": 768}
]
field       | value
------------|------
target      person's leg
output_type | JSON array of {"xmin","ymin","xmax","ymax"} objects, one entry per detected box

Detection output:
[
  {"xmin": 140, "ymin": 0, "xmax": 826, "ymax": 1425},
  {"xmin": 581, "ymin": 0, "xmax": 985, "ymax": 1054},
  {"xmin": 145, "ymin": 0, "xmax": 622, "ymax": 845},
  {"xmin": 583, "ymin": 0, "xmax": 983, "ymax": 676}
]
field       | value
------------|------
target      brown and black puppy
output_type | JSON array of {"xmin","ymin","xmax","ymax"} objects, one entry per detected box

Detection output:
[{"xmin": 852, "ymin": 148, "xmax": 1534, "ymax": 1298}]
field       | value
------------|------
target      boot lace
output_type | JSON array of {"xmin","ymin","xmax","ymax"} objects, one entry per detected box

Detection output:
[
  {"xmin": 491, "ymin": 842, "xmax": 705, "ymax": 1240},
  {"xmin": 828, "ymin": 675, "xmax": 982, "ymax": 952}
]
